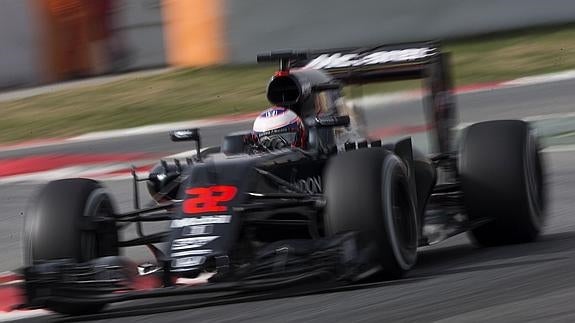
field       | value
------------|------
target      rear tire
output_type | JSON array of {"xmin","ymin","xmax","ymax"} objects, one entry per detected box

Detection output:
[
  {"xmin": 459, "ymin": 120, "xmax": 546, "ymax": 246},
  {"xmin": 324, "ymin": 148, "xmax": 418, "ymax": 279}
]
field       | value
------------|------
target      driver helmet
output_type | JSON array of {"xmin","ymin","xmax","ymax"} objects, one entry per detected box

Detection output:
[{"xmin": 252, "ymin": 107, "xmax": 306, "ymax": 149}]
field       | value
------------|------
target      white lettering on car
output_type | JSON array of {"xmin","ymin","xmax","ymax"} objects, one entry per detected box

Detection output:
[
  {"xmin": 171, "ymin": 236, "xmax": 219, "ymax": 250},
  {"xmin": 171, "ymin": 249, "xmax": 212, "ymax": 257},
  {"xmin": 293, "ymin": 176, "xmax": 322, "ymax": 194},
  {"xmin": 172, "ymin": 256, "xmax": 206, "ymax": 268},
  {"xmin": 305, "ymin": 48, "xmax": 434, "ymax": 69},
  {"xmin": 183, "ymin": 224, "xmax": 214, "ymax": 236},
  {"xmin": 171, "ymin": 215, "xmax": 231, "ymax": 228}
]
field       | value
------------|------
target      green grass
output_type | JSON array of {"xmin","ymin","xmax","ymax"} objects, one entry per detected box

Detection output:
[
  {"xmin": 0, "ymin": 66, "xmax": 274, "ymax": 141},
  {"xmin": 3, "ymin": 23, "xmax": 575, "ymax": 143},
  {"xmin": 448, "ymin": 24, "xmax": 575, "ymax": 84}
]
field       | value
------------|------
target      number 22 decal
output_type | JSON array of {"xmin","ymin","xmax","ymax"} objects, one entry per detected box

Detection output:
[{"xmin": 183, "ymin": 185, "xmax": 238, "ymax": 214}]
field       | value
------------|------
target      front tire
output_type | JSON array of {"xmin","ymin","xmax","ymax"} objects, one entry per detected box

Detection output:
[
  {"xmin": 24, "ymin": 179, "xmax": 118, "ymax": 315},
  {"xmin": 25, "ymin": 178, "xmax": 118, "ymax": 264},
  {"xmin": 324, "ymin": 148, "xmax": 418, "ymax": 279}
]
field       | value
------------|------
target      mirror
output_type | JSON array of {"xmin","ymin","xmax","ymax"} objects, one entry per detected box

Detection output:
[{"xmin": 170, "ymin": 128, "xmax": 199, "ymax": 142}]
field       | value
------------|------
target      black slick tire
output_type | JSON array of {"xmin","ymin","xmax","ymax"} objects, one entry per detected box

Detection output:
[
  {"xmin": 24, "ymin": 178, "xmax": 118, "ymax": 315},
  {"xmin": 324, "ymin": 148, "xmax": 418, "ymax": 279},
  {"xmin": 459, "ymin": 120, "xmax": 546, "ymax": 246}
]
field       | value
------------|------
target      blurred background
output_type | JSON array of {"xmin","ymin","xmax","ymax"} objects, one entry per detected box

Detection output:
[{"xmin": 1, "ymin": 0, "xmax": 575, "ymax": 88}]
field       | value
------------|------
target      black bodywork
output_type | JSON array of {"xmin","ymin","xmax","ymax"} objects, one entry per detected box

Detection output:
[
  {"xmin": 160, "ymin": 41, "xmax": 460, "ymax": 277},
  {"xmin": 22, "ymin": 42, "xmax": 480, "ymax": 311}
]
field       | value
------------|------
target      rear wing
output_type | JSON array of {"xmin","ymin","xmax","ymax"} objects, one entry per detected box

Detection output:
[
  {"xmin": 293, "ymin": 42, "xmax": 440, "ymax": 83},
  {"xmin": 258, "ymin": 42, "xmax": 458, "ymax": 154}
]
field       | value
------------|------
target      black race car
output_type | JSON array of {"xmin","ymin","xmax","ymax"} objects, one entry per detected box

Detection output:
[{"xmin": 21, "ymin": 42, "xmax": 546, "ymax": 315}]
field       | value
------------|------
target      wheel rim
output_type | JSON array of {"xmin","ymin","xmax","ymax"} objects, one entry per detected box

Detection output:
[
  {"xmin": 382, "ymin": 156, "xmax": 418, "ymax": 270},
  {"xmin": 80, "ymin": 189, "xmax": 114, "ymax": 262},
  {"xmin": 391, "ymin": 178, "xmax": 418, "ymax": 262}
]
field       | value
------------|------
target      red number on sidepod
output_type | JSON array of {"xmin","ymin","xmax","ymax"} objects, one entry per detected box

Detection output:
[{"xmin": 183, "ymin": 185, "xmax": 238, "ymax": 214}]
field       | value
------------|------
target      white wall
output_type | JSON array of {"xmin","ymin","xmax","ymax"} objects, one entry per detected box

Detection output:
[
  {"xmin": 225, "ymin": 0, "xmax": 575, "ymax": 63},
  {"xmin": 0, "ymin": 0, "xmax": 41, "ymax": 89},
  {"xmin": 116, "ymin": 0, "xmax": 166, "ymax": 69}
]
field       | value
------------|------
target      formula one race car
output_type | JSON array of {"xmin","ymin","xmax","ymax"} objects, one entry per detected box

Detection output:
[{"xmin": 21, "ymin": 42, "xmax": 546, "ymax": 315}]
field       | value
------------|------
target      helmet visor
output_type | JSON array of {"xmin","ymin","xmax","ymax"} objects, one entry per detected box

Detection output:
[{"xmin": 258, "ymin": 132, "xmax": 298, "ymax": 150}]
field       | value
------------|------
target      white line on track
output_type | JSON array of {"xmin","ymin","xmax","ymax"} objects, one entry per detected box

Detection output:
[
  {"xmin": 502, "ymin": 69, "xmax": 575, "ymax": 87},
  {"xmin": 0, "ymin": 166, "xmax": 94, "ymax": 184},
  {"xmin": 522, "ymin": 111, "xmax": 575, "ymax": 122},
  {"xmin": 166, "ymin": 149, "xmax": 202, "ymax": 159},
  {"xmin": 0, "ymin": 309, "xmax": 51, "ymax": 322},
  {"xmin": 542, "ymin": 144, "xmax": 575, "ymax": 153}
]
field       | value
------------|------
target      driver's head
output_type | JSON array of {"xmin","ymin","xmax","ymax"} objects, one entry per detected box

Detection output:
[{"xmin": 252, "ymin": 107, "xmax": 306, "ymax": 150}]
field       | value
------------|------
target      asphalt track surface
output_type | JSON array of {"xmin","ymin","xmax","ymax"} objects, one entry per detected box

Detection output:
[{"xmin": 2, "ymin": 78, "xmax": 575, "ymax": 321}]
